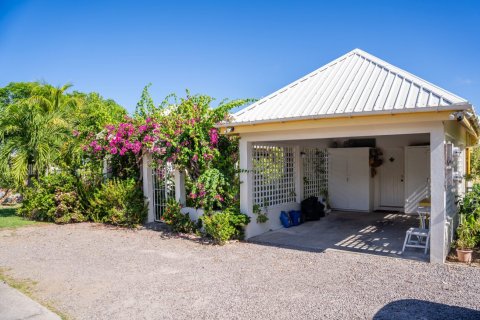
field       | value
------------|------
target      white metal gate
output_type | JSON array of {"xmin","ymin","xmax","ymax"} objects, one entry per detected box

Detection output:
[{"xmin": 152, "ymin": 164, "xmax": 175, "ymax": 221}]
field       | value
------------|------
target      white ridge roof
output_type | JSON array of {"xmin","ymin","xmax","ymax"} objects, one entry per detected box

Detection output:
[{"xmin": 229, "ymin": 49, "xmax": 470, "ymax": 125}]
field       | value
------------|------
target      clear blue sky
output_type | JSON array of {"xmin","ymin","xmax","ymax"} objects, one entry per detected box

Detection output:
[{"xmin": 1, "ymin": 0, "xmax": 479, "ymax": 113}]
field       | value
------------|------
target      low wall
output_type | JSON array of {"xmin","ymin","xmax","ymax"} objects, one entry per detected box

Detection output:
[
  {"xmin": 180, "ymin": 207, "xmax": 205, "ymax": 221},
  {"xmin": 181, "ymin": 204, "xmax": 301, "ymax": 239},
  {"xmin": 245, "ymin": 202, "xmax": 300, "ymax": 239}
]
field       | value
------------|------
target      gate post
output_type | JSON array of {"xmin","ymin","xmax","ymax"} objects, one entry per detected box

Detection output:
[
  {"xmin": 174, "ymin": 170, "xmax": 186, "ymax": 205},
  {"xmin": 142, "ymin": 153, "xmax": 155, "ymax": 223}
]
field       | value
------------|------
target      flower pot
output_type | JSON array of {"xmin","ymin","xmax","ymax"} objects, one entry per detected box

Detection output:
[{"xmin": 456, "ymin": 248, "xmax": 473, "ymax": 263}]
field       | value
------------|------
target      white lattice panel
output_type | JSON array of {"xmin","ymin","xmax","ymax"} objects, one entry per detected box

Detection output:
[
  {"xmin": 252, "ymin": 144, "xmax": 296, "ymax": 207},
  {"xmin": 302, "ymin": 147, "xmax": 328, "ymax": 199}
]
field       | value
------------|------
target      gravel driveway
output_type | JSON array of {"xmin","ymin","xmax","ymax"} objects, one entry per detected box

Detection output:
[{"xmin": 0, "ymin": 223, "xmax": 479, "ymax": 320}]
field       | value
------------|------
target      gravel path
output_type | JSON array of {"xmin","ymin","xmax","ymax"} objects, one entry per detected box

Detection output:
[{"xmin": 0, "ymin": 223, "xmax": 479, "ymax": 320}]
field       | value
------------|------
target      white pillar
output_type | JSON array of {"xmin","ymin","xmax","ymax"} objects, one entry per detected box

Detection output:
[
  {"xmin": 430, "ymin": 125, "xmax": 447, "ymax": 263},
  {"xmin": 142, "ymin": 153, "xmax": 155, "ymax": 223},
  {"xmin": 174, "ymin": 170, "xmax": 186, "ymax": 205},
  {"xmin": 294, "ymin": 145, "xmax": 303, "ymax": 203},
  {"xmin": 239, "ymin": 139, "xmax": 254, "ymax": 237}
]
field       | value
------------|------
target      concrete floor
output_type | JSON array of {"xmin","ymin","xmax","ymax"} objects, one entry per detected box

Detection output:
[{"xmin": 250, "ymin": 211, "xmax": 429, "ymax": 262}]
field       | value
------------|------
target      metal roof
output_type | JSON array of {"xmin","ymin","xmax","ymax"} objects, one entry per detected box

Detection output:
[{"xmin": 228, "ymin": 49, "xmax": 470, "ymax": 125}]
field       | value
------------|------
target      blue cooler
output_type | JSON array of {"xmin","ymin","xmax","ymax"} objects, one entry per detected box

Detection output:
[
  {"xmin": 289, "ymin": 210, "xmax": 302, "ymax": 226},
  {"xmin": 280, "ymin": 211, "xmax": 292, "ymax": 228}
]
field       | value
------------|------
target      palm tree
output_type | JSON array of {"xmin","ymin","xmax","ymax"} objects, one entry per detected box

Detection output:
[{"xmin": 0, "ymin": 83, "xmax": 76, "ymax": 188}]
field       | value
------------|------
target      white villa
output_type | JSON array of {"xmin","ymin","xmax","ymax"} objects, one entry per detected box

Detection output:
[{"xmin": 144, "ymin": 49, "xmax": 479, "ymax": 263}]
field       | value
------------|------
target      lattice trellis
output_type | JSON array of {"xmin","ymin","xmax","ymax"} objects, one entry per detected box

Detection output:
[
  {"xmin": 152, "ymin": 163, "xmax": 175, "ymax": 221},
  {"xmin": 252, "ymin": 144, "xmax": 296, "ymax": 207},
  {"xmin": 302, "ymin": 147, "xmax": 328, "ymax": 199}
]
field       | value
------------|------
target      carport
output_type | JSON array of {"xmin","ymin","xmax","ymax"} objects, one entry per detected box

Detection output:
[
  {"xmin": 219, "ymin": 49, "xmax": 479, "ymax": 263},
  {"xmin": 250, "ymin": 211, "xmax": 427, "ymax": 261}
]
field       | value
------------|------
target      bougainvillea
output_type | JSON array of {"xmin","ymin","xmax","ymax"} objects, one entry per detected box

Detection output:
[{"xmin": 84, "ymin": 91, "xmax": 250, "ymax": 211}]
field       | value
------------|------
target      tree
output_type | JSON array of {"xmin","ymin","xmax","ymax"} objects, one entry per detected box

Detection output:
[{"xmin": 0, "ymin": 83, "xmax": 74, "ymax": 188}]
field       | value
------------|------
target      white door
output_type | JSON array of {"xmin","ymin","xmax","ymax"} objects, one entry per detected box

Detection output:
[
  {"xmin": 379, "ymin": 148, "xmax": 405, "ymax": 208},
  {"xmin": 404, "ymin": 146, "xmax": 430, "ymax": 213},
  {"xmin": 347, "ymin": 148, "xmax": 371, "ymax": 210},
  {"xmin": 328, "ymin": 148, "xmax": 370, "ymax": 211},
  {"xmin": 328, "ymin": 149, "xmax": 349, "ymax": 210}
]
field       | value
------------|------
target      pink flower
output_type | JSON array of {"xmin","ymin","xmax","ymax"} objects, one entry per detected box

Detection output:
[
  {"xmin": 139, "ymin": 125, "xmax": 148, "ymax": 133},
  {"xmin": 189, "ymin": 193, "xmax": 198, "ymax": 199},
  {"xmin": 192, "ymin": 154, "xmax": 198, "ymax": 162},
  {"xmin": 72, "ymin": 130, "xmax": 79, "ymax": 137},
  {"xmin": 110, "ymin": 147, "xmax": 118, "ymax": 154},
  {"xmin": 143, "ymin": 135, "xmax": 154, "ymax": 143},
  {"xmin": 209, "ymin": 128, "xmax": 218, "ymax": 145}
]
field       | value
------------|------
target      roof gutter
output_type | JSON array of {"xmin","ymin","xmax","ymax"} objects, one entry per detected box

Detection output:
[{"xmin": 217, "ymin": 102, "xmax": 472, "ymax": 127}]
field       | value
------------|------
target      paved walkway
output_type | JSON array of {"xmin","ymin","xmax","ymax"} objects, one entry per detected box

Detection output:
[
  {"xmin": 251, "ymin": 211, "xmax": 428, "ymax": 261},
  {"xmin": 0, "ymin": 281, "xmax": 60, "ymax": 320}
]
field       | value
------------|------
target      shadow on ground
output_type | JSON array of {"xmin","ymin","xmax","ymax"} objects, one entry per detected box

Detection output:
[
  {"xmin": 250, "ymin": 211, "xmax": 429, "ymax": 262},
  {"xmin": 143, "ymin": 222, "xmax": 216, "ymax": 245},
  {"xmin": 374, "ymin": 299, "xmax": 480, "ymax": 320}
]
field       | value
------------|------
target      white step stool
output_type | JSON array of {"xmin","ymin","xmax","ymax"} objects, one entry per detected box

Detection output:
[{"xmin": 402, "ymin": 227, "xmax": 430, "ymax": 254}]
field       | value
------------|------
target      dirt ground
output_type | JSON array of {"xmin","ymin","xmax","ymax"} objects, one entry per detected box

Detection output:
[{"xmin": 1, "ymin": 223, "xmax": 480, "ymax": 320}]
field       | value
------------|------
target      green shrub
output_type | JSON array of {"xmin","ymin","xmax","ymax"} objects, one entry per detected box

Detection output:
[
  {"xmin": 18, "ymin": 172, "xmax": 86, "ymax": 223},
  {"xmin": 457, "ymin": 184, "xmax": 480, "ymax": 248},
  {"xmin": 162, "ymin": 200, "xmax": 196, "ymax": 233},
  {"xmin": 89, "ymin": 178, "xmax": 147, "ymax": 226},
  {"xmin": 202, "ymin": 207, "xmax": 250, "ymax": 244}
]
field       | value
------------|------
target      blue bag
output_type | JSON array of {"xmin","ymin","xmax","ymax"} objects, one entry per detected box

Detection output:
[
  {"xmin": 289, "ymin": 210, "xmax": 302, "ymax": 226},
  {"xmin": 280, "ymin": 211, "xmax": 292, "ymax": 228}
]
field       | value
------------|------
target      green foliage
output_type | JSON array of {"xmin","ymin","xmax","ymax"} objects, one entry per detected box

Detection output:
[
  {"xmin": 18, "ymin": 172, "xmax": 86, "ymax": 223},
  {"xmin": 162, "ymin": 200, "xmax": 197, "ymax": 233},
  {"xmin": 190, "ymin": 168, "xmax": 231, "ymax": 210},
  {"xmin": 0, "ymin": 84, "xmax": 73, "ymax": 189},
  {"xmin": 0, "ymin": 82, "xmax": 127, "ymax": 190},
  {"xmin": 134, "ymin": 83, "xmax": 156, "ymax": 120},
  {"xmin": 456, "ymin": 184, "xmax": 480, "ymax": 249},
  {"xmin": 202, "ymin": 207, "xmax": 250, "ymax": 244},
  {"xmin": 469, "ymin": 147, "xmax": 480, "ymax": 181},
  {"xmin": 456, "ymin": 218, "xmax": 478, "ymax": 250},
  {"xmin": 88, "ymin": 178, "xmax": 147, "ymax": 226},
  {"xmin": 253, "ymin": 203, "xmax": 269, "ymax": 223}
]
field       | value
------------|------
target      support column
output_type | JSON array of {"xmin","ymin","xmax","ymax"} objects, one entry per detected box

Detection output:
[
  {"xmin": 294, "ymin": 145, "xmax": 303, "ymax": 203},
  {"xmin": 174, "ymin": 170, "xmax": 186, "ymax": 205},
  {"xmin": 239, "ymin": 139, "xmax": 254, "ymax": 237},
  {"xmin": 430, "ymin": 125, "xmax": 447, "ymax": 263},
  {"xmin": 142, "ymin": 153, "xmax": 155, "ymax": 223}
]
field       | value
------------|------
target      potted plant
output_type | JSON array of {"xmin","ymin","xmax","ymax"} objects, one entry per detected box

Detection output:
[{"xmin": 455, "ymin": 221, "xmax": 477, "ymax": 263}]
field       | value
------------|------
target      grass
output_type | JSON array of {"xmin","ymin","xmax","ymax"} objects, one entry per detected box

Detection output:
[
  {"xmin": 0, "ymin": 205, "xmax": 37, "ymax": 229},
  {"xmin": 0, "ymin": 268, "xmax": 70, "ymax": 320}
]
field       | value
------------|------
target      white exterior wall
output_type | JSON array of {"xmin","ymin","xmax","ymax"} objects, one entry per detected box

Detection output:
[
  {"xmin": 239, "ymin": 120, "xmax": 451, "ymax": 263},
  {"xmin": 443, "ymin": 120, "xmax": 469, "ymax": 255}
]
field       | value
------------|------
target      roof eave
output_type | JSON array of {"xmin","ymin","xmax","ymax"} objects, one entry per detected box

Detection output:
[{"xmin": 218, "ymin": 103, "xmax": 472, "ymax": 127}]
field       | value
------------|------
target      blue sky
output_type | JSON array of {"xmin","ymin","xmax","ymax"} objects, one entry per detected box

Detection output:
[{"xmin": 0, "ymin": 0, "xmax": 479, "ymax": 113}]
